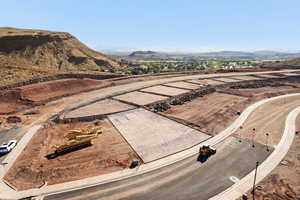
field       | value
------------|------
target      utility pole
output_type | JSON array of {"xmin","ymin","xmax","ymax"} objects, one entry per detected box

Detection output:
[{"xmin": 252, "ymin": 161, "xmax": 259, "ymax": 200}]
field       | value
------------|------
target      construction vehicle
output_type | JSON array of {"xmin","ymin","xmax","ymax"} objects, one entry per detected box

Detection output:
[
  {"xmin": 197, "ymin": 145, "xmax": 216, "ymax": 163},
  {"xmin": 46, "ymin": 126, "xmax": 101, "ymax": 159},
  {"xmin": 66, "ymin": 127, "xmax": 102, "ymax": 140}
]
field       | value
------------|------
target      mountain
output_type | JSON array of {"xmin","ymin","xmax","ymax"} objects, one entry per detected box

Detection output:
[
  {"xmin": 193, "ymin": 51, "xmax": 255, "ymax": 58},
  {"xmin": 190, "ymin": 50, "xmax": 300, "ymax": 58},
  {"xmin": 128, "ymin": 51, "xmax": 168, "ymax": 59},
  {"xmin": 0, "ymin": 27, "xmax": 120, "ymax": 71}
]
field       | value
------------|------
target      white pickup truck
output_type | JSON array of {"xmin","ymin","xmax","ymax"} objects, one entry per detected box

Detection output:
[{"xmin": 0, "ymin": 140, "xmax": 17, "ymax": 154}]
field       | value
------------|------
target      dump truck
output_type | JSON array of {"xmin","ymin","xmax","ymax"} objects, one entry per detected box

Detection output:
[{"xmin": 197, "ymin": 145, "xmax": 216, "ymax": 162}]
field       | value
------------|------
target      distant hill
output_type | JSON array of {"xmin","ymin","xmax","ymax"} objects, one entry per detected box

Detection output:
[
  {"xmin": 263, "ymin": 57, "xmax": 300, "ymax": 68},
  {"xmin": 190, "ymin": 50, "xmax": 300, "ymax": 58},
  {"xmin": 0, "ymin": 27, "xmax": 120, "ymax": 72},
  {"xmin": 108, "ymin": 49, "xmax": 300, "ymax": 59},
  {"xmin": 128, "ymin": 51, "xmax": 168, "ymax": 59}
]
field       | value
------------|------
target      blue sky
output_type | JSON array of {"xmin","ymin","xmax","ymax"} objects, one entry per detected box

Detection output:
[{"xmin": 1, "ymin": 0, "xmax": 300, "ymax": 52}]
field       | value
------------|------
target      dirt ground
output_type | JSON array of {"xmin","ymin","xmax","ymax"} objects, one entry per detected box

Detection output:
[
  {"xmin": 163, "ymin": 81, "xmax": 202, "ymax": 90},
  {"xmin": 20, "ymin": 78, "xmax": 112, "ymax": 102},
  {"xmin": 224, "ymin": 85, "xmax": 300, "ymax": 98},
  {"xmin": 231, "ymin": 75, "xmax": 262, "ymax": 81},
  {"xmin": 233, "ymin": 95, "xmax": 300, "ymax": 146},
  {"xmin": 63, "ymin": 99, "xmax": 135, "ymax": 119},
  {"xmin": 113, "ymin": 91, "xmax": 168, "ymax": 106},
  {"xmin": 0, "ymin": 73, "xmax": 200, "ymax": 115},
  {"xmin": 141, "ymin": 85, "xmax": 189, "ymax": 96},
  {"xmin": 212, "ymin": 77, "xmax": 242, "ymax": 83},
  {"xmin": 4, "ymin": 119, "xmax": 141, "ymax": 190},
  {"xmin": 243, "ymin": 115, "xmax": 300, "ymax": 200},
  {"xmin": 193, "ymin": 79, "xmax": 224, "ymax": 85},
  {"xmin": 163, "ymin": 92, "xmax": 248, "ymax": 135}
]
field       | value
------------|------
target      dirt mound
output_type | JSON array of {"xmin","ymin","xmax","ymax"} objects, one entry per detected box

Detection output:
[
  {"xmin": 0, "ymin": 27, "xmax": 120, "ymax": 72},
  {"xmin": 4, "ymin": 120, "xmax": 141, "ymax": 190},
  {"xmin": 0, "ymin": 89, "xmax": 34, "ymax": 114},
  {"xmin": 0, "ymin": 78, "xmax": 113, "ymax": 114}
]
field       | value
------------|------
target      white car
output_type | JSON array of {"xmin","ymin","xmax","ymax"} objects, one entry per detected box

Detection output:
[{"xmin": 0, "ymin": 140, "xmax": 17, "ymax": 154}]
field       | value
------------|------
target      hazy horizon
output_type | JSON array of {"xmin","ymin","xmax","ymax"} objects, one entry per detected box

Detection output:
[{"xmin": 1, "ymin": 0, "xmax": 300, "ymax": 53}]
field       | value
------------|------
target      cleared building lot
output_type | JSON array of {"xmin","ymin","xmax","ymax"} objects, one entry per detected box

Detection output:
[
  {"xmin": 45, "ymin": 137, "xmax": 273, "ymax": 200},
  {"xmin": 113, "ymin": 91, "xmax": 168, "ymax": 106},
  {"xmin": 188, "ymin": 79, "xmax": 224, "ymax": 86},
  {"xmin": 109, "ymin": 108, "xmax": 210, "ymax": 163},
  {"xmin": 231, "ymin": 75, "xmax": 262, "ymax": 81},
  {"xmin": 140, "ymin": 85, "xmax": 189, "ymax": 96},
  {"xmin": 163, "ymin": 81, "xmax": 202, "ymax": 90},
  {"xmin": 62, "ymin": 99, "xmax": 135, "ymax": 119},
  {"xmin": 163, "ymin": 92, "xmax": 247, "ymax": 135},
  {"xmin": 212, "ymin": 77, "xmax": 242, "ymax": 83}
]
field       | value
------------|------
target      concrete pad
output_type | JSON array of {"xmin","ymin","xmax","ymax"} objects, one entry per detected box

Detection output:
[
  {"xmin": 63, "ymin": 99, "xmax": 135, "ymax": 119},
  {"xmin": 231, "ymin": 75, "xmax": 262, "ymax": 81},
  {"xmin": 163, "ymin": 81, "xmax": 201, "ymax": 90},
  {"xmin": 188, "ymin": 79, "xmax": 224, "ymax": 86},
  {"xmin": 212, "ymin": 77, "xmax": 242, "ymax": 83},
  {"xmin": 108, "ymin": 108, "xmax": 210, "ymax": 163},
  {"xmin": 141, "ymin": 85, "xmax": 189, "ymax": 96},
  {"xmin": 113, "ymin": 91, "xmax": 168, "ymax": 106}
]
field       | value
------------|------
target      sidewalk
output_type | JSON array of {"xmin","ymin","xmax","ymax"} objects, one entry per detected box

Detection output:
[
  {"xmin": 210, "ymin": 106, "xmax": 300, "ymax": 200},
  {"xmin": 0, "ymin": 93, "xmax": 297, "ymax": 199}
]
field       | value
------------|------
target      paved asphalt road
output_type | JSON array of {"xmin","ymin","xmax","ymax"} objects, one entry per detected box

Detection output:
[
  {"xmin": 45, "ymin": 136, "xmax": 273, "ymax": 200},
  {"xmin": 0, "ymin": 126, "xmax": 22, "ymax": 162}
]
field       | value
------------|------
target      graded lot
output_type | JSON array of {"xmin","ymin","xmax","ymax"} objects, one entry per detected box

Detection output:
[{"xmin": 4, "ymin": 119, "xmax": 141, "ymax": 190}]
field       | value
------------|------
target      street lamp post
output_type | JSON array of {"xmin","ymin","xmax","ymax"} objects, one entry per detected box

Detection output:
[
  {"xmin": 252, "ymin": 161, "xmax": 259, "ymax": 200},
  {"xmin": 252, "ymin": 128, "xmax": 256, "ymax": 147},
  {"xmin": 239, "ymin": 126, "xmax": 243, "ymax": 142},
  {"xmin": 265, "ymin": 133, "xmax": 270, "ymax": 151}
]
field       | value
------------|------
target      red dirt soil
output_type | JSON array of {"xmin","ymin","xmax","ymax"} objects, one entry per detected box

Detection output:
[
  {"xmin": 243, "ymin": 115, "xmax": 300, "ymax": 200},
  {"xmin": 4, "ymin": 119, "xmax": 141, "ymax": 190},
  {"xmin": 163, "ymin": 92, "xmax": 249, "ymax": 135}
]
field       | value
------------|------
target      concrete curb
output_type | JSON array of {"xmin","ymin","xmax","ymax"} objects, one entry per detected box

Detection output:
[
  {"xmin": 210, "ymin": 106, "xmax": 300, "ymax": 200},
  {"xmin": 1, "ymin": 93, "xmax": 298, "ymax": 199}
]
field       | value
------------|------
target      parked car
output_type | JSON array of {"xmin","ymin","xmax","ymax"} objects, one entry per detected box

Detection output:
[{"xmin": 0, "ymin": 140, "xmax": 17, "ymax": 154}]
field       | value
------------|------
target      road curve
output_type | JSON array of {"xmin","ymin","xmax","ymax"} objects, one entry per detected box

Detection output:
[
  {"xmin": 0, "ymin": 71, "xmax": 300, "ymax": 199},
  {"xmin": 211, "ymin": 106, "xmax": 300, "ymax": 200},
  {"xmin": 39, "ymin": 93, "xmax": 300, "ymax": 200}
]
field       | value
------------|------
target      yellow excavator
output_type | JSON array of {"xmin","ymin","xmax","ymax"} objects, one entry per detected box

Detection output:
[{"xmin": 46, "ymin": 127, "xmax": 102, "ymax": 159}]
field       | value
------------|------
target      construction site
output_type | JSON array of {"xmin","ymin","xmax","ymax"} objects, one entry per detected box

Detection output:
[
  {"xmin": 0, "ymin": 69, "xmax": 300, "ymax": 200},
  {"xmin": 0, "ymin": 25, "xmax": 300, "ymax": 200}
]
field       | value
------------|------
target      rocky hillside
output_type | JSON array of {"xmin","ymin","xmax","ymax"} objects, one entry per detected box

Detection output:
[
  {"xmin": 263, "ymin": 57, "xmax": 300, "ymax": 69},
  {"xmin": 0, "ymin": 27, "xmax": 120, "ymax": 72}
]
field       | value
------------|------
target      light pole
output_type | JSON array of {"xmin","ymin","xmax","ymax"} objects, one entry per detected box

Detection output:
[
  {"xmin": 239, "ymin": 126, "xmax": 243, "ymax": 142},
  {"xmin": 252, "ymin": 128, "xmax": 256, "ymax": 148},
  {"xmin": 265, "ymin": 133, "xmax": 270, "ymax": 151},
  {"xmin": 252, "ymin": 161, "xmax": 259, "ymax": 200}
]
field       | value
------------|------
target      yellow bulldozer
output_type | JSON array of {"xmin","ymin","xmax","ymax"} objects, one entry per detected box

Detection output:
[
  {"xmin": 197, "ymin": 145, "xmax": 216, "ymax": 163},
  {"xmin": 46, "ymin": 126, "xmax": 102, "ymax": 159}
]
